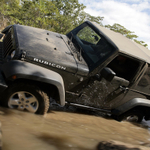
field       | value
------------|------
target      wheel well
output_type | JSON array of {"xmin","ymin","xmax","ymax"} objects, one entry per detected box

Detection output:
[
  {"xmin": 7, "ymin": 78, "xmax": 60, "ymax": 103},
  {"xmin": 125, "ymin": 106, "xmax": 150, "ymax": 116}
]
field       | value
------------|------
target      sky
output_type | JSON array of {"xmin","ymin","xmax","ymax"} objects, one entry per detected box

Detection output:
[{"xmin": 79, "ymin": 0, "xmax": 150, "ymax": 49}]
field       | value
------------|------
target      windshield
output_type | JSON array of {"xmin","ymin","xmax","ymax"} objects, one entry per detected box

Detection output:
[{"xmin": 68, "ymin": 23, "xmax": 116, "ymax": 70}]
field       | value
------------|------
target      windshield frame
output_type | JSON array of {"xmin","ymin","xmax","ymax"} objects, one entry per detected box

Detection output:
[{"xmin": 67, "ymin": 22, "xmax": 117, "ymax": 72}]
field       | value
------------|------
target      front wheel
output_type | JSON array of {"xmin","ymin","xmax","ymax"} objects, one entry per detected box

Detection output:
[{"xmin": 3, "ymin": 83, "xmax": 49, "ymax": 115}]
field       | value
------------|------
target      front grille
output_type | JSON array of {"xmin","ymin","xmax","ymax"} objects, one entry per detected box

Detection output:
[{"xmin": 3, "ymin": 31, "xmax": 14, "ymax": 58}]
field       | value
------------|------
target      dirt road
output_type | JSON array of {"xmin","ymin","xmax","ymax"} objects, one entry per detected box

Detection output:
[{"xmin": 0, "ymin": 106, "xmax": 150, "ymax": 150}]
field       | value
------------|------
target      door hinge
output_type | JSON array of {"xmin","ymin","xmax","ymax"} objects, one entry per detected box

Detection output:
[
  {"xmin": 21, "ymin": 51, "xmax": 26, "ymax": 61},
  {"xmin": 120, "ymin": 86, "xmax": 129, "ymax": 93}
]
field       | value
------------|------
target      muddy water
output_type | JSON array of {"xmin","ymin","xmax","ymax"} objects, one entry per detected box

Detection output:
[{"xmin": 0, "ymin": 107, "xmax": 150, "ymax": 150}]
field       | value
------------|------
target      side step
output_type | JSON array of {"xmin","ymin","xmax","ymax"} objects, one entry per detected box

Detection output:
[
  {"xmin": 50, "ymin": 100, "xmax": 111, "ymax": 114},
  {"xmin": 65, "ymin": 102, "xmax": 111, "ymax": 113}
]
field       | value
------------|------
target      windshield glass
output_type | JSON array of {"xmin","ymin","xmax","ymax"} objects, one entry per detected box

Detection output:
[{"xmin": 69, "ymin": 23, "xmax": 115, "ymax": 70}]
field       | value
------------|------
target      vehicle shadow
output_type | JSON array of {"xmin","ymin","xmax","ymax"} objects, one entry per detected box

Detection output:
[
  {"xmin": 37, "ymin": 133, "xmax": 90, "ymax": 150},
  {"xmin": 37, "ymin": 133, "xmax": 141, "ymax": 150},
  {"xmin": 0, "ymin": 106, "xmax": 13, "ymax": 116},
  {"xmin": 131, "ymin": 120, "xmax": 150, "ymax": 130},
  {"xmin": 97, "ymin": 141, "xmax": 140, "ymax": 150},
  {"xmin": 48, "ymin": 105, "xmax": 112, "ymax": 120},
  {"xmin": 48, "ymin": 105, "xmax": 150, "ymax": 131}
]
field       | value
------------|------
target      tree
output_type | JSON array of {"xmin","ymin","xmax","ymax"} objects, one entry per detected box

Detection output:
[
  {"xmin": 52, "ymin": 0, "xmax": 104, "ymax": 33},
  {"xmin": 16, "ymin": 0, "xmax": 59, "ymax": 30},
  {"xmin": 78, "ymin": 11, "xmax": 104, "ymax": 26},
  {"xmin": 0, "ymin": 0, "xmax": 104, "ymax": 34},
  {"xmin": 51, "ymin": 0, "xmax": 86, "ymax": 33},
  {"xmin": 0, "ymin": 0, "xmax": 20, "ymax": 30},
  {"xmin": 0, "ymin": 0, "xmax": 147, "ymax": 48},
  {"xmin": 134, "ymin": 39, "xmax": 148, "ymax": 48}
]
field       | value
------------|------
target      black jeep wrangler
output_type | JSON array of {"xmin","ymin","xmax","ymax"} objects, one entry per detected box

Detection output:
[{"xmin": 0, "ymin": 21, "xmax": 150, "ymax": 122}]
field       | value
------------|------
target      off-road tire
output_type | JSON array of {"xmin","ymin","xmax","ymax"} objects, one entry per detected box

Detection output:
[
  {"xmin": 114, "ymin": 110, "xmax": 144, "ymax": 123},
  {"xmin": 2, "ymin": 83, "xmax": 49, "ymax": 115}
]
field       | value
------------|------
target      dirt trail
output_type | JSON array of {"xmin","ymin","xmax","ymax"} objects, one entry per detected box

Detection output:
[{"xmin": 0, "ymin": 106, "xmax": 150, "ymax": 150}]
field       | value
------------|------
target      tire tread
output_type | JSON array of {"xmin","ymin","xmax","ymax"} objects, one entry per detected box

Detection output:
[{"xmin": 1, "ymin": 82, "xmax": 50, "ymax": 115}]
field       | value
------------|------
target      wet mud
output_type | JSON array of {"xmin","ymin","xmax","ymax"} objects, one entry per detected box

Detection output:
[{"xmin": 0, "ymin": 106, "xmax": 150, "ymax": 150}]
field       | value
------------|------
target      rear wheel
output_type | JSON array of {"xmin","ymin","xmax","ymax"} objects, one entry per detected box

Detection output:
[
  {"xmin": 117, "ymin": 110, "xmax": 144, "ymax": 123},
  {"xmin": 3, "ymin": 83, "xmax": 49, "ymax": 115}
]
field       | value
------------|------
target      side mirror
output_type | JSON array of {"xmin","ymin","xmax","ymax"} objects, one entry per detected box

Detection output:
[{"xmin": 101, "ymin": 67, "xmax": 116, "ymax": 82}]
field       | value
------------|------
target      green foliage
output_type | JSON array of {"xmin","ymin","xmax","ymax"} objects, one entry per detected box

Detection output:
[
  {"xmin": 78, "ymin": 11, "xmax": 104, "ymax": 26},
  {"xmin": 134, "ymin": 39, "xmax": 148, "ymax": 48},
  {"xmin": 2, "ymin": 0, "xmax": 59, "ymax": 30},
  {"xmin": 50, "ymin": 0, "xmax": 86, "ymax": 33},
  {"xmin": 105, "ymin": 23, "xmax": 148, "ymax": 48},
  {"xmin": 105, "ymin": 23, "xmax": 138, "ymax": 39},
  {"xmin": 0, "ymin": 0, "xmax": 103, "ymax": 33},
  {"xmin": 0, "ymin": 0, "xmax": 148, "ymax": 48},
  {"xmin": 0, "ymin": 0, "xmax": 20, "ymax": 30},
  {"xmin": 0, "ymin": 0, "xmax": 103, "ymax": 34},
  {"xmin": 77, "ymin": 26, "xmax": 100, "ymax": 44}
]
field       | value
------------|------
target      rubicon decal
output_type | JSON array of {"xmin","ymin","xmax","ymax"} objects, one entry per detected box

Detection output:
[{"xmin": 33, "ymin": 58, "xmax": 66, "ymax": 70}]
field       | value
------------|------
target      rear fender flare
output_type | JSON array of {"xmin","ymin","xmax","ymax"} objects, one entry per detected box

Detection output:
[
  {"xmin": 111, "ymin": 98, "xmax": 150, "ymax": 115},
  {"xmin": 2, "ymin": 60, "xmax": 65, "ymax": 106}
]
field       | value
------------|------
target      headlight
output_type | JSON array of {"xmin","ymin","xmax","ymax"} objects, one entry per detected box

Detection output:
[{"xmin": 10, "ymin": 50, "xmax": 16, "ymax": 59}]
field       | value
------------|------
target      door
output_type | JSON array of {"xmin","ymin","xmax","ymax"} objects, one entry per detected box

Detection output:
[{"xmin": 77, "ymin": 55, "xmax": 141, "ymax": 109}]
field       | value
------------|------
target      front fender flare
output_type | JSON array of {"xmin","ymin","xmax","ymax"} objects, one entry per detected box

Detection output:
[
  {"xmin": 111, "ymin": 98, "xmax": 150, "ymax": 115},
  {"xmin": 2, "ymin": 60, "xmax": 65, "ymax": 106}
]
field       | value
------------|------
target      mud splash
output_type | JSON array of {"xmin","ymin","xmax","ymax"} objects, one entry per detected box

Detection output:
[{"xmin": 0, "ymin": 106, "xmax": 150, "ymax": 150}]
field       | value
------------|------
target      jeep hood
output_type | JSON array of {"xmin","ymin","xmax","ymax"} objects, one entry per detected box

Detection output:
[{"xmin": 13, "ymin": 24, "xmax": 78, "ymax": 74}]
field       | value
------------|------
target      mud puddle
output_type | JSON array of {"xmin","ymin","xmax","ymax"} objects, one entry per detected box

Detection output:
[{"xmin": 0, "ymin": 106, "xmax": 150, "ymax": 150}]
